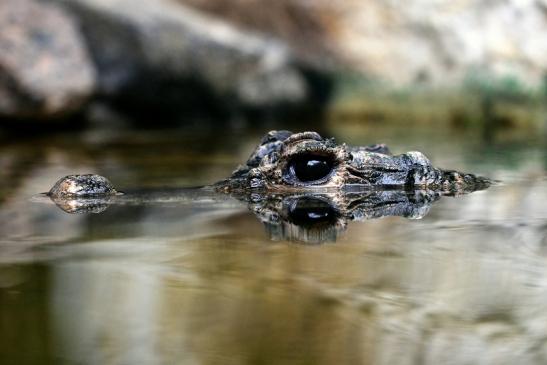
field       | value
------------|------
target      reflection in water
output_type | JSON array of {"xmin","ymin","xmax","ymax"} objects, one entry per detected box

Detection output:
[
  {"xmin": 50, "ymin": 194, "xmax": 113, "ymax": 214},
  {"xmin": 1, "ymin": 128, "xmax": 547, "ymax": 365},
  {"xmin": 249, "ymin": 190, "xmax": 443, "ymax": 243},
  {"xmin": 42, "ymin": 194, "xmax": 547, "ymax": 365},
  {"xmin": 44, "ymin": 188, "xmax": 456, "ymax": 243}
]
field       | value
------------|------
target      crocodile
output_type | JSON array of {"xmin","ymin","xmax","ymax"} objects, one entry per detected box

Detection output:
[
  {"xmin": 40, "ymin": 130, "xmax": 491, "ymax": 242},
  {"xmin": 214, "ymin": 130, "xmax": 490, "ymax": 193}
]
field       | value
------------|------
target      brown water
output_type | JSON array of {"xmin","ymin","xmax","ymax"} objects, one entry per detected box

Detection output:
[{"xmin": 1, "ymin": 125, "xmax": 547, "ymax": 364}]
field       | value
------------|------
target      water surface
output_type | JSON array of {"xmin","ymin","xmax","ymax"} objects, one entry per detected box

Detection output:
[{"xmin": 1, "ymin": 125, "xmax": 546, "ymax": 364}]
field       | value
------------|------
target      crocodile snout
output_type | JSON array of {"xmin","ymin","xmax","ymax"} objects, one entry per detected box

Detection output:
[{"xmin": 48, "ymin": 174, "xmax": 118, "ymax": 197}]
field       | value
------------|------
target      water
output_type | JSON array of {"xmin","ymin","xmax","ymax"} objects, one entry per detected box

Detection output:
[{"xmin": 1, "ymin": 125, "xmax": 547, "ymax": 364}]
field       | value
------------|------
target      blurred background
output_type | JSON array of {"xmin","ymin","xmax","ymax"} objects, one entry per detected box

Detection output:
[
  {"xmin": 2, "ymin": 1, "xmax": 547, "ymax": 365},
  {"xmin": 1, "ymin": 0, "xmax": 546, "ymax": 132}
]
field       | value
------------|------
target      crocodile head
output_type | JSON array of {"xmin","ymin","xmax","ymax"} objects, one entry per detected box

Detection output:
[
  {"xmin": 44, "ymin": 130, "xmax": 491, "ymax": 211},
  {"xmin": 217, "ymin": 130, "xmax": 490, "ymax": 193}
]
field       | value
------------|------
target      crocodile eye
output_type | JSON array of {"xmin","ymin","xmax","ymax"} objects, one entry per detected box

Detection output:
[
  {"xmin": 289, "ymin": 153, "xmax": 334, "ymax": 183},
  {"xmin": 288, "ymin": 198, "xmax": 338, "ymax": 227}
]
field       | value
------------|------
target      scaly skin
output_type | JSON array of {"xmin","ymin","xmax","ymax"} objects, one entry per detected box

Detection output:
[{"xmin": 215, "ymin": 130, "xmax": 491, "ymax": 193}]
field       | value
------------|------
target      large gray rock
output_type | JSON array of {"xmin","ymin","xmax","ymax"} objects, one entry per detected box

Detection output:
[
  {"xmin": 53, "ymin": 0, "xmax": 327, "ymax": 118},
  {"xmin": 0, "ymin": 0, "xmax": 96, "ymax": 119}
]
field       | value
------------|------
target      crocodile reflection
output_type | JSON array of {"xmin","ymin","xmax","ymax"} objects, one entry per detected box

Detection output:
[
  {"xmin": 47, "ymin": 188, "xmax": 446, "ymax": 243},
  {"xmin": 249, "ymin": 190, "xmax": 441, "ymax": 243}
]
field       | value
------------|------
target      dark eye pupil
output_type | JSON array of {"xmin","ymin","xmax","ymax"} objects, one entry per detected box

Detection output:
[
  {"xmin": 288, "ymin": 198, "xmax": 337, "ymax": 227},
  {"xmin": 290, "ymin": 154, "xmax": 333, "ymax": 182}
]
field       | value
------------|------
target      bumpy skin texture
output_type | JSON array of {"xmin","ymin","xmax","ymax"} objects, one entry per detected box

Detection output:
[
  {"xmin": 217, "ymin": 130, "xmax": 490, "ymax": 193},
  {"xmin": 49, "ymin": 174, "xmax": 117, "ymax": 197}
]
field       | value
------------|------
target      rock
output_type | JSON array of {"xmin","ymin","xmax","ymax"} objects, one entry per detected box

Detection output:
[
  {"xmin": 178, "ymin": 0, "xmax": 339, "ymax": 68},
  {"xmin": 324, "ymin": 0, "xmax": 547, "ymax": 88},
  {"xmin": 181, "ymin": 0, "xmax": 547, "ymax": 90},
  {"xmin": 0, "ymin": 0, "xmax": 96, "ymax": 119},
  {"xmin": 52, "ymin": 0, "xmax": 330, "ymax": 119}
]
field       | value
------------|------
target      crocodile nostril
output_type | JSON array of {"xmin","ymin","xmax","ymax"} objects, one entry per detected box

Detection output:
[{"xmin": 49, "ymin": 174, "xmax": 117, "ymax": 197}]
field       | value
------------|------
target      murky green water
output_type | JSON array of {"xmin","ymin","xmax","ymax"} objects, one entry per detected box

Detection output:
[{"xmin": 1, "ymin": 125, "xmax": 547, "ymax": 364}]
